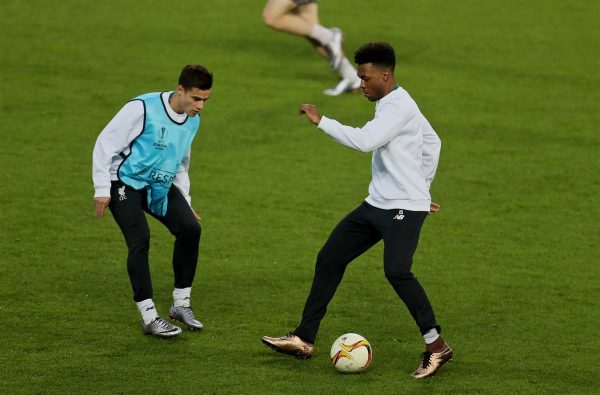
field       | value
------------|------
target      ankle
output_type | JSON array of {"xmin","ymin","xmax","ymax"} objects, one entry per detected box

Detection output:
[
  {"xmin": 425, "ymin": 337, "xmax": 447, "ymax": 353},
  {"xmin": 292, "ymin": 334, "xmax": 314, "ymax": 345},
  {"xmin": 136, "ymin": 298, "xmax": 158, "ymax": 325},
  {"xmin": 173, "ymin": 287, "xmax": 192, "ymax": 307}
]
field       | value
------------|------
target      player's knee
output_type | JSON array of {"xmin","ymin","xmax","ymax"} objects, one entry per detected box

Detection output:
[
  {"xmin": 384, "ymin": 268, "xmax": 414, "ymax": 282},
  {"xmin": 180, "ymin": 220, "xmax": 201, "ymax": 241},
  {"xmin": 127, "ymin": 231, "xmax": 150, "ymax": 255},
  {"xmin": 316, "ymin": 248, "xmax": 333, "ymax": 265},
  {"xmin": 262, "ymin": 10, "xmax": 281, "ymax": 29},
  {"xmin": 315, "ymin": 248, "xmax": 345, "ymax": 272}
]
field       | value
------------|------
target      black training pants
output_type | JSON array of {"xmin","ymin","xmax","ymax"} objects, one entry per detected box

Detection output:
[
  {"xmin": 294, "ymin": 201, "xmax": 440, "ymax": 343},
  {"xmin": 108, "ymin": 181, "xmax": 201, "ymax": 302}
]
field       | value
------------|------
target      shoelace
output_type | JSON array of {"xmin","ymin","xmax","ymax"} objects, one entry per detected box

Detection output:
[
  {"xmin": 179, "ymin": 306, "xmax": 197, "ymax": 321},
  {"xmin": 420, "ymin": 352, "xmax": 433, "ymax": 369},
  {"xmin": 154, "ymin": 317, "xmax": 175, "ymax": 331}
]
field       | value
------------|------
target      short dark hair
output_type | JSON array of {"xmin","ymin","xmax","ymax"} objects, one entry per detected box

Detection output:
[
  {"xmin": 354, "ymin": 42, "xmax": 396, "ymax": 71},
  {"xmin": 178, "ymin": 64, "xmax": 213, "ymax": 90}
]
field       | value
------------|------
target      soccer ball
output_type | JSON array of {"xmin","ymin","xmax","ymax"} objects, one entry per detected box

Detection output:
[{"xmin": 330, "ymin": 333, "xmax": 372, "ymax": 373}]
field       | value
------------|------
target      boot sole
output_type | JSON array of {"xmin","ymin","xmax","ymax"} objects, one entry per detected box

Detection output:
[
  {"xmin": 261, "ymin": 338, "xmax": 312, "ymax": 360},
  {"xmin": 169, "ymin": 316, "xmax": 204, "ymax": 331}
]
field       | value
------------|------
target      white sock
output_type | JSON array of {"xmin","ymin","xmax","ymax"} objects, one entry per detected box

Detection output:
[
  {"xmin": 309, "ymin": 24, "xmax": 334, "ymax": 46},
  {"xmin": 173, "ymin": 287, "xmax": 191, "ymax": 307},
  {"xmin": 423, "ymin": 328, "xmax": 440, "ymax": 345},
  {"xmin": 337, "ymin": 57, "xmax": 359, "ymax": 81},
  {"xmin": 136, "ymin": 298, "xmax": 158, "ymax": 325}
]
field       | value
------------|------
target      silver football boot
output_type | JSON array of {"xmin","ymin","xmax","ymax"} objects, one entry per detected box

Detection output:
[
  {"xmin": 326, "ymin": 28, "xmax": 344, "ymax": 69},
  {"xmin": 323, "ymin": 77, "xmax": 361, "ymax": 96},
  {"xmin": 141, "ymin": 316, "xmax": 182, "ymax": 338},
  {"xmin": 169, "ymin": 305, "xmax": 204, "ymax": 331}
]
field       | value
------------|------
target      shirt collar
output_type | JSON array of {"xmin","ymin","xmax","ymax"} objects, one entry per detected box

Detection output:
[
  {"xmin": 161, "ymin": 91, "xmax": 188, "ymax": 123},
  {"xmin": 376, "ymin": 85, "xmax": 401, "ymax": 106}
]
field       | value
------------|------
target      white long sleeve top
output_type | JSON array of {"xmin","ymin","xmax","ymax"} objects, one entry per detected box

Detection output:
[
  {"xmin": 92, "ymin": 92, "xmax": 193, "ymax": 205},
  {"xmin": 317, "ymin": 86, "xmax": 441, "ymax": 212}
]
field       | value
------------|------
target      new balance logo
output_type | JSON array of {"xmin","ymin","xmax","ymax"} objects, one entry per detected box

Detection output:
[
  {"xmin": 118, "ymin": 185, "xmax": 127, "ymax": 201},
  {"xmin": 393, "ymin": 210, "xmax": 405, "ymax": 220}
]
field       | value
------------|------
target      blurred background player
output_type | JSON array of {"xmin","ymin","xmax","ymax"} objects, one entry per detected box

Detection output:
[
  {"xmin": 92, "ymin": 65, "xmax": 211, "ymax": 338},
  {"xmin": 262, "ymin": 0, "xmax": 361, "ymax": 95}
]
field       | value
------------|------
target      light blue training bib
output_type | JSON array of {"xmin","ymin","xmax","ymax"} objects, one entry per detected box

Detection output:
[{"xmin": 118, "ymin": 92, "xmax": 200, "ymax": 216}]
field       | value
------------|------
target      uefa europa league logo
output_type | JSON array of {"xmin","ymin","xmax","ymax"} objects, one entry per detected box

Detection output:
[{"xmin": 158, "ymin": 127, "xmax": 168, "ymax": 140}]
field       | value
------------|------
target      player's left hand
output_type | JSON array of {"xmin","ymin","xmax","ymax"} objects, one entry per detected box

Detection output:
[
  {"xmin": 429, "ymin": 202, "xmax": 440, "ymax": 215},
  {"xmin": 193, "ymin": 209, "xmax": 202, "ymax": 221},
  {"xmin": 299, "ymin": 104, "xmax": 322, "ymax": 125}
]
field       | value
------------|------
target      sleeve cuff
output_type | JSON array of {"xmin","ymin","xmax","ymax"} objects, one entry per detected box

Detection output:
[
  {"xmin": 94, "ymin": 186, "xmax": 111, "ymax": 198},
  {"xmin": 317, "ymin": 116, "xmax": 329, "ymax": 130}
]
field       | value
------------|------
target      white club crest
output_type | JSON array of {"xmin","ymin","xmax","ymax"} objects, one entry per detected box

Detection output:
[{"xmin": 118, "ymin": 185, "xmax": 127, "ymax": 201}]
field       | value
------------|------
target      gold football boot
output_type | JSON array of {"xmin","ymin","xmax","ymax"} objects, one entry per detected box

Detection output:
[
  {"xmin": 412, "ymin": 345, "xmax": 453, "ymax": 378},
  {"xmin": 261, "ymin": 333, "xmax": 314, "ymax": 359}
]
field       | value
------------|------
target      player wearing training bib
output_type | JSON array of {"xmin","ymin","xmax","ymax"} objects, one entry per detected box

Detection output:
[
  {"xmin": 92, "ymin": 65, "xmax": 212, "ymax": 338},
  {"xmin": 118, "ymin": 91, "xmax": 200, "ymax": 217}
]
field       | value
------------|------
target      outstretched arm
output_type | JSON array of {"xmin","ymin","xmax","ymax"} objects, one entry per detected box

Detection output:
[{"xmin": 300, "ymin": 102, "xmax": 412, "ymax": 152}]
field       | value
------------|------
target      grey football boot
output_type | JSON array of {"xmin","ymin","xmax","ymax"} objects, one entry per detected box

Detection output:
[
  {"xmin": 326, "ymin": 28, "xmax": 344, "ymax": 69},
  {"xmin": 169, "ymin": 305, "xmax": 204, "ymax": 331},
  {"xmin": 141, "ymin": 316, "xmax": 182, "ymax": 338},
  {"xmin": 323, "ymin": 76, "xmax": 361, "ymax": 96}
]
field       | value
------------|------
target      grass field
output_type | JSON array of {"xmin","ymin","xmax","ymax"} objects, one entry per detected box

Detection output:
[{"xmin": 1, "ymin": 0, "xmax": 599, "ymax": 393}]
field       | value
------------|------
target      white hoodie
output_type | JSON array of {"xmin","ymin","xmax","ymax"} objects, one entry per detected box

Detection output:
[{"xmin": 317, "ymin": 86, "xmax": 441, "ymax": 212}]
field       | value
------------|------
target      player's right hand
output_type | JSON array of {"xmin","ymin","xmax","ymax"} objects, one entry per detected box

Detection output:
[
  {"xmin": 95, "ymin": 197, "xmax": 111, "ymax": 219},
  {"xmin": 299, "ymin": 104, "xmax": 322, "ymax": 125}
]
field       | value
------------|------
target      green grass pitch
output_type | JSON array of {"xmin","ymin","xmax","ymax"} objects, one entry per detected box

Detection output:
[{"xmin": 1, "ymin": 0, "xmax": 598, "ymax": 393}]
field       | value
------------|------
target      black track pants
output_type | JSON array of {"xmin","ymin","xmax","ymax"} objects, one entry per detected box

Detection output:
[
  {"xmin": 108, "ymin": 181, "xmax": 201, "ymax": 302},
  {"xmin": 294, "ymin": 201, "xmax": 440, "ymax": 343}
]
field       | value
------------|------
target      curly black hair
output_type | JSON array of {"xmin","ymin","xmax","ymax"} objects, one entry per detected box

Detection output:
[{"xmin": 354, "ymin": 42, "xmax": 396, "ymax": 70}]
